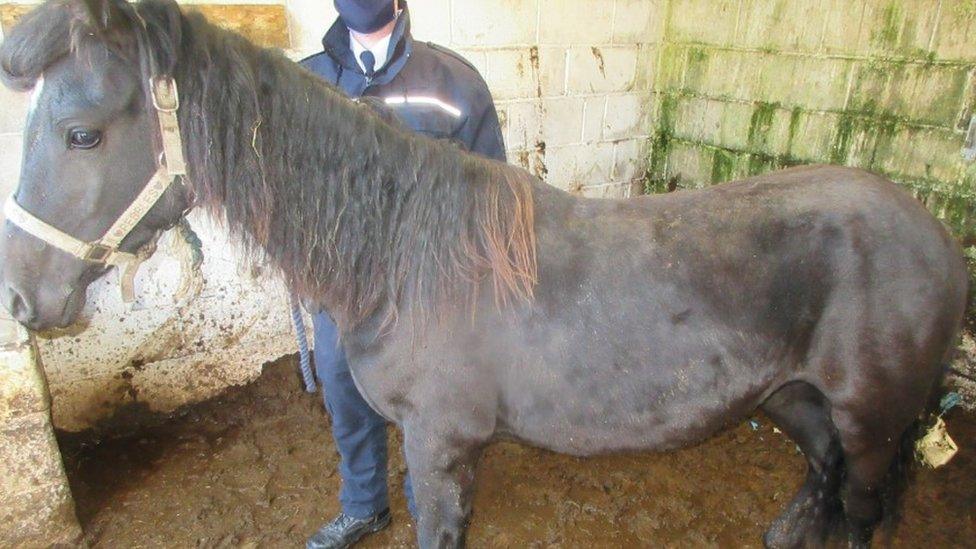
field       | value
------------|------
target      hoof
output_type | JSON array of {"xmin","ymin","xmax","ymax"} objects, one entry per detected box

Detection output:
[
  {"xmin": 763, "ymin": 494, "xmax": 833, "ymax": 549},
  {"xmin": 844, "ymin": 524, "xmax": 874, "ymax": 549}
]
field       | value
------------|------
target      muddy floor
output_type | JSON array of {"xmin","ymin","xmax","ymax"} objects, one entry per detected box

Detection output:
[{"xmin": 59, "ymin": 357, "xmax": 976, "ymax": 548}]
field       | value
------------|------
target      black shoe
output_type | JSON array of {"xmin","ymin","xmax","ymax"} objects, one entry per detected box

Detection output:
[{"xmin": 306, "ymin": 509, "xmax": 392, "ymax": 549}]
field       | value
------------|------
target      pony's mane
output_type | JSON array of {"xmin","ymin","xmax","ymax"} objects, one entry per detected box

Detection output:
[{"xmin": 0, "ymin": 0, "xmax": 537, "ymax": 331}]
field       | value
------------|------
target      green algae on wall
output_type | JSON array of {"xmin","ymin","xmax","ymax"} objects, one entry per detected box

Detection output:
[
  {"xmin": 747, "ymin": 101, "xmax": 779, "ymax": 151},
  {"xmin": 645, "ymin": 94, "xmax": 679, "ymax": 194},
  {"xmin": 643, "ymin": 0, "xmax": 975, "ymax": 240},
  {"xmin": 872, "ymin": 1, "xmax": 903, "ymax": 49},
  {"xmin": 710, "ymin": 148, "xmax": 738, "ymax": 184}
]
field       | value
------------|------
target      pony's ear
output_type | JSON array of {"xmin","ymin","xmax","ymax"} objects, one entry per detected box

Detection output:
[
  {"xmin": 71, "ymin": 0, "xmax": 135, "ymax": 45},
  {"xmin": 0, "ymin": 1, "xmax": 73, "ymax": 91}
]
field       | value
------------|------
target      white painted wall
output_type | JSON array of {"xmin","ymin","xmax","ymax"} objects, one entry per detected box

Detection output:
[{"xmin": 0, "ymin": 0, "xmax": 663, "ymax": 430}]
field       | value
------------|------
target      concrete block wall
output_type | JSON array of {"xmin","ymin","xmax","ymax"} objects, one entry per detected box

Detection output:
[
  {"xmin": 645, "ymin": 0, "xmax": 976, "ymax": 245},
  {"xmin": 496, "ymin": 1, "xmax": 661, "ymax": 198},
  {"xmin": 0, "ymin": 0, "xmax": 664, "ymax": 431}
]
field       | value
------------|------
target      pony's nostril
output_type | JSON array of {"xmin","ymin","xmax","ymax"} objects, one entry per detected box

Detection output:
[{"xmin": 5, "ymin": 286, "xmax": 35, "ymax": 324}]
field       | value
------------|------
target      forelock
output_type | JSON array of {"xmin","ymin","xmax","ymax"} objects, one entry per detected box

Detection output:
[{"xmin": 0, "ymin": 0, "xmax": 142, "ymax": 92}]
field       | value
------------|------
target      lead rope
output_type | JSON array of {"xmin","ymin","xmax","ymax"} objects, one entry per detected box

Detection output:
[{"xmin": 290, "ymin": 295, "xmax": 317, "ymax": 393}]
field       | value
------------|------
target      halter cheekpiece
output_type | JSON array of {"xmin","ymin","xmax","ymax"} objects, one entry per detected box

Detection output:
[{"xmin": 3, "ymin": 76, "xmax": 188, "ymax": 303}]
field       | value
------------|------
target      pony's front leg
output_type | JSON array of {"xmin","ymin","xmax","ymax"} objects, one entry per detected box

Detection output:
[{"xmin": 402, "ymin": 415, "xmax": 489, "ymax": 549}]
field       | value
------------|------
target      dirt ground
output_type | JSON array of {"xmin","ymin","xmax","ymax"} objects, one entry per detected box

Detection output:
[{"xmin": 58, "ymin": 357, "xmax": 976, "ymax": 548}]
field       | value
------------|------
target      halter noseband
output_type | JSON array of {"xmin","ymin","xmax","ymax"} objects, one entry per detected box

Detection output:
[{"xmin": 3, "ymin": 76, "xmax": 188, "ymax": 303}]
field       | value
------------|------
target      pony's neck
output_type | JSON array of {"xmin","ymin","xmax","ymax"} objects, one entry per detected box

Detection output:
[{"xmin": 176, "ymin": 13, "xmax": 536, "ymax": 331}]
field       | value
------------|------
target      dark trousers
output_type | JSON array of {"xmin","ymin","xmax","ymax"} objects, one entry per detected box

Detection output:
[{"xmin": 313, "ymin": 312, "xmax": 416, "ymax": 519}]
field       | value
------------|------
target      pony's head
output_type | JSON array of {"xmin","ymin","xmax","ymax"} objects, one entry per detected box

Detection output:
[{"xmin": 0, "ymin": 0, "xmax": 190, "ymax": 329}]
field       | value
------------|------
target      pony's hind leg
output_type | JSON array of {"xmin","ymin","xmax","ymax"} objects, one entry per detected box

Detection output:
[
  {"xmin": 760, "ymin": 382, "xmax": 844, "ymax": 549},
  {"xmin": 826, "ymin": 351, "xmax": 942, "ymax": 547},
  {"xmin": 830, "ymin": 405, "xmax": 916, "ymax": 548}
]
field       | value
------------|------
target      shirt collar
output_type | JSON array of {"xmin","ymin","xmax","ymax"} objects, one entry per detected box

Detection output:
[{"xmin": 350, "ymin": 31, "xmax": 393, "ymax": 74}]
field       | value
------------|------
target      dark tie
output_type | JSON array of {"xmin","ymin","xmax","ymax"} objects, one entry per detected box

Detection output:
[{"xmin": 360, "ymin": 51, "xmax": 376, "ymax": 78}]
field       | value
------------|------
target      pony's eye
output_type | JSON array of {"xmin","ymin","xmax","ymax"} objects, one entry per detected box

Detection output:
[{"xmin": 68, "ymin": 128, "xmax": 102, "ymax": 150}]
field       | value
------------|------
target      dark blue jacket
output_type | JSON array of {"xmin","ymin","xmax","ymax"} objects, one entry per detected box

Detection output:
[{"xmin": 300, "ymin": 3, "xmax": 506, "ymax": 162}]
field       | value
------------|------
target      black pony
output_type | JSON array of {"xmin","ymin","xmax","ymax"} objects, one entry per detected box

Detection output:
[{"xmin": 0, "ymin": 1, "xmax": 967, "ymax": 547}]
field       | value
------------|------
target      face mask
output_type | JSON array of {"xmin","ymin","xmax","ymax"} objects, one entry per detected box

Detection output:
[{"xmin": 334, "ymin": 0, "xmax": 396, "ymax": 33}]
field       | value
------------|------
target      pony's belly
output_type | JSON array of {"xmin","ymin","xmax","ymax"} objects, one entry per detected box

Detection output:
[
  {"xmin": 497, "ymin": 380, "xmax": 761, "ymax": 457},
  {"xmin": 500, "ymin": 410, "xmax": 733, "ymax": 456}
]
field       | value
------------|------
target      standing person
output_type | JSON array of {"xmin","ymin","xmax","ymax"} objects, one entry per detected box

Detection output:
[{"xmin": 300, "ymin": 1, "xmax": 506, "ymax": 547}]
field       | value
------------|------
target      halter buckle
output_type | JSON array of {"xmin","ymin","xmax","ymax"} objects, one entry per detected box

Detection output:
[
  {"xmin": 151, "ymin": 76, "xmax": 180, "ymax": 112},
  {"xmin": 83, "ymin": 243, "xmax": 114, "ymax": 263}
]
